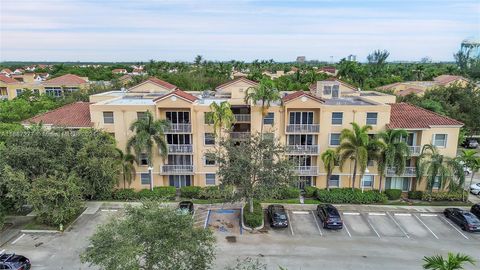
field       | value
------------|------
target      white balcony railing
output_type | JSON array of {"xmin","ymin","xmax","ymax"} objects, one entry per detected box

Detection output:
[
  {"xmin": 161, "ymin": 165, "xmax": 194, "ymax": 174},
  {"xmin": 234, "ymin": 114, "xmax": 251, "ymax": 122},
  {"xmin": 294, "ymin": 166, "xmax": 318, "ymax": 176},
  {"xmin": 386, "ymin": 167, "xmax": 416, "ymax": 177},
  {"xmin": 165, "ymin": 123, "xmax": 192, "ymax": 133},
  {"xmin": 167, "ymin": 144, "xmax": 193, "ymax": 154},
  {"xmin": 408, "ymin": 146, "xmax": 421, "ymax": 156},
  {"xmin": 286, "ymin": 124, "xmax": 320, "ymax": 133},
  {"xmin": 286, "ymin": 145, "xmax": 319, "ymax": 155},
  {"xmin": 230, "ymin": 132, "xmax": 250, "ymax": 140},
  {"xmin": 0, "ymin": 95, "xmax": 8, "ymax": 100}
]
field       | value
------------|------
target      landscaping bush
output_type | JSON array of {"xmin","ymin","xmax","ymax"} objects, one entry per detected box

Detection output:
[
  {"xmin": 180, "ymin": 186, "xmax": 202, "ymax": 199},
  {"xmin": 112, "ymin": 189, "xmax": 137, "ymax": 200},
  {"xmin": 407, "ymin": 191, "xmax": 423, "ymax": 200},
  {"xmin": 275, "ymin": 187, "xmax": 301, "ymax": 199},
  {"xmin": 152, "ymin": 186, "xmax": 177, "ymax": 199},
  {"xmin": 384, "ymin": 189, "xmax": 402, "ymax": 200},
  {"xmin": 137, "ymin": 189, "xmax": 156, "ymax": 199},
  {"xmin": 198, "ymin": 186, "xmax": 234, "ymax": 200},
  {"xmin": 243, "ymin": 201, "xmax": 263, "ymax": 228},
  {"xmin": 303, "ymin": 186, "xmax": 318, "ymax": 198},
  {"xmin": 0, "ymin": 205, "xmax": 5, "ymax": 228},
  {"xmin": 422, "ymin": 191, "xmax": 467, "ymax": 202},
  {"xmin": 316, "ymin": 188, "xmax": 387, "ymax": 204}
]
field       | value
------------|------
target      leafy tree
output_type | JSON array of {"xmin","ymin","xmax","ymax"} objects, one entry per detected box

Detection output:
[
  {"xmin": 423, "ymin": 253, "xmax": 475, "ymax": 270},
  {"xmin": 321, "ymin": 149, "xmax": 337, "ymax": 190},
  {"xmin": 367, "ymin": 49, "xmax": 390, "ymax": 75},
  {"xmin": 127, "ymin": 110, "xmax": 169, "ymax": 165},
  {"xmin": 458, "ymin": 149, "xmax": 480, "ymax": 195},
  {"xmin": 216, "ymin": 134, "xmax": 295, "ymax": 213},
  {"xmin": 0, "ymin": 204, "xmax": 5, "ymax": 228},
  {"xmin": 226, "ymin": 257, "xmax": 267, "ymax": 270},
  {"xmin": 81, "ymin": 201, "xmax": 216, "ymax": 270},
  {"xmin": 194, "ymin": 55, "xmax": 204, "ymax": 66},
  {"xmin": 207, "ymin": 101, "xmax": 236, "ymax": 138},
  {"xmin": 0, "ymin": 166, "xmax": 31, "ymax": 212},
  {"xmin": 117, "ymin": 149, "xmax": 137, "ymax": 188},
  {"xmin": 245, "ymin": 78, "xmax": 282, "ymax": 135}
]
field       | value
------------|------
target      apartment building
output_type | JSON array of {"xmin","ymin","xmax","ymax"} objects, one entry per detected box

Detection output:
[
  {"xmin": 85, "ymin": 77, "xmax": 463, "ymax": 191},
  {"xmin": 377, "ymin": 75, "xmax": 469, "ymax": 96}
]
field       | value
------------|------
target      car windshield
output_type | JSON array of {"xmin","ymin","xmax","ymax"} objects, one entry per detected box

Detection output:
[
  {"xmin": 464, "ymin": 213, "xmax": 480, "ymax": 224},
  {"xmin": 274, "ymin": 213, "xmax": 287, "ymax": 220},
  {"xmin": 326, "ymin": 207, "xmax": 340, "ymax": 217}
]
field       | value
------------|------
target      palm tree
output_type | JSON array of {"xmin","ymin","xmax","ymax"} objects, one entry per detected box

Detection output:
[
  {"xmin": 337, "ymin": 123, "xmax": 372, "ymax": 189},
  {"xmin": 117, "ymin": 149, "xmax": 136, "ymax": 188},
  {"xmin": 244, "ymin": 78, "xmax": 282, "ymax": 136},
  {"xmin": 458, "ymin": 149, "xmax": 480, "ymax": 200},
  {"xmin": 207, "ymin": 101, "xmax": 236, "ymax": 139},
  {"xmin": 423, "ymin": 253, "xmax": 475, "ymax": 270},
  {"xmin": 375, "ymin": 129, "xmax": 410, "ymax": 191},
  {"xmin": 321, "ymin": 149, "xmax": 337, "ymax": 191},
  {"xmin": 126, "ymin": 110, "xmax": 169, "ymax": 166}
]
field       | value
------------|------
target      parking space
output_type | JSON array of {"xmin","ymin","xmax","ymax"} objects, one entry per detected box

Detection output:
[
  {"xmin": 416, "ymin": 213, "xmax": 469, "ymax": 240},
  {"xmin": 391, "ymin": 212, "xmax": 433, "ymax": 239},
  {"xmin": 341, "ymin": 212, "xmax": 377, "ymax": 238},
  {"xmin": 366, "ymin": 212, "xmax": 406, "ymax": 238},
  {"xmin": 263, "ymin": 210, "xmax": 291, "ymax": 237},
  {"xmin": 288, "ymin": 210, "xmax": 321, "ymax": 236}
]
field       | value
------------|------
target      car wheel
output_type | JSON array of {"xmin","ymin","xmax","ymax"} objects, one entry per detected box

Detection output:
[{"xmin": 462, "ymin": 225, "xmax": 467, "ymax": 231}]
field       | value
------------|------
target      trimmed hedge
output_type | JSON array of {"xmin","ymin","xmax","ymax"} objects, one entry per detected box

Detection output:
[
  {"xmin": 112, "ymin": 189, "xmax": 137, "ymax": 200},
  {"xmin": 316, "ymin": 188, "xmax": 387, "ymax": 204},
  {"xmin": 180, "ymin": 186, "xmax": 202, "ymax": 199},
  {"xmin": 275, "ymin": 187, "xmax": 301, "ymax": 199},
  {"xmin": 304, "ymin": 186, "xmax": 318, "ymax": 198},
  {"xmin": 137, "ymin": 187, "xmax": 177, "ymax": 200},
  {"xmin": 407, "ymin": 191, "xmax": 423, "ymax": 200},
  {"xmin": 422, "ymin": 191, "xmax": 467, "ymax": 201},
  {"xmin": 243, "ymin": 201, "xmax": 263, "ymax": 228},
  {"xmin": 384, "ymin": 189, "xmax": 402, "ymax": 200}
]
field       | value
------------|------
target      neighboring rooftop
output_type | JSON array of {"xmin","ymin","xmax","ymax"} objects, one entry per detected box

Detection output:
[
  {"xmin": 433, "ymin": 75, "xmax": 468, "ymax": 85},
  {"xmin": 323, "ymin": 97, "xmax": 376, "ymax": 106},
  {"xmin": 387, "ymin": 103, "xmax": 463, "ymax": 129},
  {"xmin": 0, "ymin": 74, "xmax": 18, "ymax": 83},
  {"xmin": 282, "ymin": 91, "xmax": 325, "ymax": 103},
  {"xmin": 23, "ymin": 102, "xmax": 92, "ymax": 128},
  {"xmin": 43, "ymin": 74, "xmax": 88, "ymax": 85}
]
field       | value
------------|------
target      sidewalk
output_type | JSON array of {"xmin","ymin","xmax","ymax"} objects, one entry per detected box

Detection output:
[{"xmin": 0, "ymin": 216, "xmax": 34, "ymax": 247}]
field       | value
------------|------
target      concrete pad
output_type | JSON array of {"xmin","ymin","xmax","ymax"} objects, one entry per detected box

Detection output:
[
  {"xmin": 417, "ymin": 214, "xmax": 465, "ymax": 240},
  {"xmin": 289, "ymin": 210, "xmax": 321, "ymax": 236},
  {"xmin": 367, "ymin": 213, "xmax": 405, "ymax": 237},
  {"xmin": 392, "ymin": 213, "xmax": 433, "ymax": 239},
  {"xmin": 341, "ymin": 213, "xmax": 376, "ymax": 237},
  {"xmin": 207, "ymin": 209, "xmax": 241, "ymax": 235}
]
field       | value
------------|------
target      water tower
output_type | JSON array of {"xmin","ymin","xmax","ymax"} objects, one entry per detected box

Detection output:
[{"xmin": 461, "ymin": 37, "xmax": 480, "ymax": 58}]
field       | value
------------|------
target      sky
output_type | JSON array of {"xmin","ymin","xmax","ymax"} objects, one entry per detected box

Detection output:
[{"xmin": 0, "ymin": 0, "xmax": 479, "ymax": 62}]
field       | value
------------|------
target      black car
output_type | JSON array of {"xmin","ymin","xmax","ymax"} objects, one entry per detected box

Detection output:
[
  {"xmin": 267, "ymin": 204, "xmax": 288, "ymax": 228},
  {"xmin": 178, "ymin": 201, "xmax": 194, "ymax": 215},
  {"xmin": 444, "ymin": 208, "xmax": 480, "ymax": 232},
  {"xmin": 316, "ymin": 204, "xmax": 343, "ymax": 229},
  {"xmin": 471, "ymin": 204, "xmax": 480, "ymax": 220},
  {"xmin": 0, "ymin": 253, "xmax": 31, "ymax": 270}
]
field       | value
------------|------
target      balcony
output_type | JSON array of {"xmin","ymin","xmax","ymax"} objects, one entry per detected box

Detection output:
[
  {"xmin": 167, "ymin": 144, "xmax": 193, "ymax": 154},
  {"xmin": 286, "ymin": 145, "xmax": 319, "ymax": 155},
  {"xmin": 165, "ymin": 123, "xmax": 191, "ymax": 133},
  {"xmin": 234, "ymin": 114, "xmax": 251, "ymax": 123},
  {"xmin": 161, "ymin": 165, "xmax": 194, "ymax": 175},
  {"xmin": 408, "ymin": 146, "xmax": 421, "ymax": 156},
  {"xmin": 294, "ymin": 166, "xmax": 318, "ymax": 176},
  {"xmin": 230, "ymin": 132, "xmax": 250, "ymax": 141},
  {"xmin": 286, "ymin": 124, "xmax": 320, "ymax": 133},
  {"xmin": 386, "ymin": 167, "xmax": 416, "ymax": 177},
  {"xmin": 0, "ymin": 95, "xmax": 8, "ymax": 100}
]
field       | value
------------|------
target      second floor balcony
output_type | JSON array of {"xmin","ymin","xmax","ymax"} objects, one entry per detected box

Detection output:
[
  {"xmin": 165, "ymin": 123, "xmax": 192, "ymax": 133},
  {"xmin": 161, "ymin": 165, "xmax": 194, "ymax": 175},
  {"xmin": 167, "ymin": 144, "xmax": 193, "ymax": 154},
  {"xmin": 234, "ymin": 114, "xmax": 251, "ymax": 123},
  {"xmin": 286, "ymin": 124, "xmax": 320, "ymax": 133},
  {"xmin": 230, "ymin": 132, "xmax": 250, "ymax": 141},
  {"xmin": 286, "ymin": 145, "xmax": 319, "ymax": 155},
  {"xmin": 0, "ymin": 95, "xmax": 8, "ymax": 100},
  {"xmin": 386, "ymin": 167, "xmax": 416, "ymax": 177},
  {"xmin": 408, "ymin": 145, "xmax": 421, "ymax": 156},
  {"xmin": 294, "ymin": 166, "xmax": 318, "ymax": 176}
]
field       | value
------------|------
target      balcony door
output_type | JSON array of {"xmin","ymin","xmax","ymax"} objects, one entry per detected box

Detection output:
[
  {"xmin": 169, "ymin": 175, "xmax": 192, "ymax": 188},
  {"xmin": 167, "ymin": 155, "xmax": 192, "ymax": 165},
  {"xmin": 289, "ymin": 112, "xmax": 314, "ymax": 125},
  {"xmin": 167, "ymin": 134, "xmax": 191, "ymax": 145},
  {"xmin": 288, "ymin": 135, "xmax": 315, "ymax": 146},
  {"xmin": 166, "ymin": 111, "xmax": 190, "ymax": 124},
  {"xmin": 289, "ymin": 155, "xmax": 312, "ymax": 167}
]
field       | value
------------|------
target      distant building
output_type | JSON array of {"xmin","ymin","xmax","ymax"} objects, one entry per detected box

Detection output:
[
  {"xmin": 112, "ymin": 68, "xmax": 128, "ymax": 74},
  {"xmin": 461, "ymin": 37, "xmax": 480, "ymax": 58},
  {"xmin": 377, "ymin": 75, "xmax": 470, "ymax": 96},
  {"xmin": 296, "ymin": 56, "xmax": 306, "ymax": 63},
  {"xmin": 347, "ymin": 54, "xmax": 357, "ymax": 61}
]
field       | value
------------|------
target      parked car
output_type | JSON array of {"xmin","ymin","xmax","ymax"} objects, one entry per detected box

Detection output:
[
  {"xmin": 178, "ymin": 201, "xmax": 194, "ymax": 215},
  {"xmin": 316, "ymin": 204, "xmax": 343, "ymax": 229},
  {"xmin": 471, "ymin": 204, "xmax": 480, "ymax": 220},
  {"xmin": 0, "ymin": 252, "xmax": 31, "ymax": 270},
  {"xmin": 444, "ymin": 208, "xmax": 480, "ymax": 232},
  {"xmin": 267, "ymin": 204, "xmax": 288, "ymax": 228},
  {"xmin": 470, "ymin": 183, "xmax": 480, "ymax": 195},
  {"xmin": 462, "ymin": 138, "xmax": 479, "ymax": 149}
]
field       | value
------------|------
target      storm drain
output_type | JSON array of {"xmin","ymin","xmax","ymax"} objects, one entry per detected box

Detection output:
[{"xmin": 226, "ymin": 236, "xmax": 237, "ymax": 243}]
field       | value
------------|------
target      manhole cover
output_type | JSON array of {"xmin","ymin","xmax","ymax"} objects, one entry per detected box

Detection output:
[{"xmin": 226, "ymin": 236, "xmax": 236, "ymax": 243}]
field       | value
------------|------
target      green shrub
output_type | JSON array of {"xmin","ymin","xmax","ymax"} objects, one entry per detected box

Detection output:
[
  {"xmin": 243, "ymin": 201, "xmax": 263, "ymax": 228},
  {"xmin": 137, "ymin": 189, "xmax": 156, "ymax": 199},
  {"xmin": 152, "ymin": 186, "xmax": 177, "ymax": 199},
  {"xmin": 112, "ymin": 189, "xmax": 137, "ymax": 200},
  {"xmin": 275, "ymin": 187, "xmax": 301, "ymax": 199},
  {"xmin": 180, "ymin": 186, "xmax": 202, "ymax": 199},
  {"xmin": 0, "ymin": 204, "xmax": 5, "ymax": 228},
  {"xmin": 422, "ymin": 191, "xmax": 466, "ymax": 201},
  {"xmin": 407, "ymin": 191, "xmax": 423, "ymax": 200},
  {"xmin": 316, "ymin": 188, "xmax": 387, "ymax": 204},
  {"xmin": 303, "ymin": 186, "xmax": 318, "ymax": 198},
  {"xmin": 384, "ymin": 189, "xmax": 402, "ymax": 200}
]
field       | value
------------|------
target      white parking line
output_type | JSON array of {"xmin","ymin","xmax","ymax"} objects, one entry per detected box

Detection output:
[
  {"xmin": 343, "ymin": 223, "xmax": 352, "ymax": 238},
  {"xmin": 420, "ymin": 213, "xmax": 438, "ymax": 217},
  {"xmin": 368, "ymin": 212, "xmax": 386, "ymax": 216},
  {"xmin": 100, "ymin": 209, "xmax": 118, "ymax": 212},
  {"xmin": 386, "ymin": 212, "xmax": 410, "ymax": 239},
  {"xmin": 292, "ymin": 211, "xmax": 310, "ymax": 214},
  {"xmin": 343, "ymin": 212, "xmax": 360, "ymax": 215},
  {"xmin": 365, "ymin": 215, "xmax": 381, "ymax": 238},
  {"xmin": 413, "ymin": 214, "xmax": 439, "ymax": 239},
  {"xmin": 394, "ymin": 213, "xmax": 412, "ymax": 216},
  {"xmin": 311, "ymin": 211, "xmax": 323, "ymax": 236},
  {"xmin": 286, "ymin": 211, "xmax": 294, "ymax": 236},
  {"xmin": 440, "ymin": 216, "xmax": 469, "ymax": 240},
  {"xmin": 204, "ymin": 210, "xmax": 211, "ymax": 229},
  {"xmin": 11, "ymin": 233, "xmax": 25, "ymax": 245}
]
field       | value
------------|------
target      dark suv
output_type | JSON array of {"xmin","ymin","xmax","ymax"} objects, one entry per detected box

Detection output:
[
  {"xmin": 267, "ymin": 204, "xmax": 288, "ymax": 228},
  {"xmin": 0, "ymin": 253, "xmax": 31, "ymax": 270},
  {"xmin": 444, "ymin": 208, "xmax": 480, "ymax": 232},
  {"xmin": 178, "ymin": 201, "xmax": 194, "ymax": 215},
  {"xmin": 471, "ymin": 204, "xmax": 480, "ymax": 220},
  {"xmin": 316, "ymin": 204, "xmax": 343, "ymax": 229}
]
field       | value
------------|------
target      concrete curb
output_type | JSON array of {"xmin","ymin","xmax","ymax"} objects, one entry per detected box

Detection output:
[
  {"xmin": 241, "ymin": 204, "xmax": 264, "ymax": 231},
  {"xmin": 20, "ymin": 229, "xmax": 60, "ymax": 234}
]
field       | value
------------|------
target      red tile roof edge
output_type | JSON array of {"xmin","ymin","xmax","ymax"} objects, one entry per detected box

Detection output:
[
  {"xmin": 282, "ymin": 91, "xmax": 325, "ymax": 103},
  {"xmin": 152, "ymin": 89, "xmax": 198, "ymax": 103},
  {"xmin": 0, "ymin": 74, "xmax": 18, "ymax": 83},
  {"xmin": 387, "ymin": 102, "xmax": 463, "ymax": 129},
  {"xmin": 146, "ymin": 77, "xmax": 177, "ymax": 90},
  {"xmin": 215, "ymin": 77, "xmax": 258, "ymax": 90},
  {"xmin": 22, "ymin": 102, "xmax": 92, "ymax": 128}
]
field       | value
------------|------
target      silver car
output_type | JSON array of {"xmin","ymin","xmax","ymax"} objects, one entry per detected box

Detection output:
[{"xmin": 470, "ymin": 183, "xmax": 480, "ymax": 195}]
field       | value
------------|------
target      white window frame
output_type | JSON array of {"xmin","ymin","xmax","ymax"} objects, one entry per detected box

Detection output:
[
  {"xmin": 205, "ymin": 173, "xmax": 216, "ymax": 186},
  {"xmin": 329, "ymin": 133, "xmax": 341, "ymax": 147},
  {"xmin": 204, "ymin": 153, "xmax": 216, "ymax": 166},
  {"xmin": 103, "ymin": 111, "xmax": 114, "ymax": 124},
  {"xmin": 140, "ymin": 173, "xmax": 150, "ymax": 185},
  {"xmin": 328, "ymin": 175, "xmax": 340, "ymax": 188},
  {"xmin": 331, "ymin": 112, "xmax": 343, "ymax": 125},
  {"xmin": 366, "ymin": 112, "xmax": 378, "ymax": 125},
  {"xmin": 361, "ymin": 175, "xmax": 374, "ymax": 188},
  {"xmin": 263, "ymin": 112, "xmax": 274, "ymax": 125},
  {"xmin": 433, "ymin": 134, "xmax": 447, "ymax": 148},
  {"xmin": 204, "ymin": 133, "xmax": 215, "ymax": 145}
]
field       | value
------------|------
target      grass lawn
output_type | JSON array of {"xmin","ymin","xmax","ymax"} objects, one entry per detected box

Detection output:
[{"xmin": 23, "ymin": 207, "xmax": 86, "ymax": 231}]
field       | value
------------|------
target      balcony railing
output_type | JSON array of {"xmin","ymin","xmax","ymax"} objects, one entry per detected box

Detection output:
[
  {"xmin": 161, "ymin": 165, "xmax": 194, "ymax": 175},
  {"xmin": 386, "ymin": 167, "xmax": 416, "ymax": 177},
  {"xmin": 165, "ymin": 123, "xmax": 192, "ymax": 133},
  {"xmin": 230, "ymin": 132, "xmax": 250, "ymax": 140},
  {"xmin": 408, "ymin": 146, "xmax": 421, "ymax": 156},
  {"xmin": 286, "ymin": 145, "xmax": 319, "ymax": 155},
  {"xmin": 286, "ymin": 124, "xmax": 320, "ymax": 133},
  {"xmin": 167, "ymin": 144, "xmax": 193, "ymax": 154},
  {"xmin": 0, "ymin": 95, "xmax": 8, "ymax": 100},
  {"xmin": 234, "ymin": 114, "xmax": 251, "ymax": 122},
  {"xmin": 294, "ymin": 166, "xmax": 318, "ymax": 176}
]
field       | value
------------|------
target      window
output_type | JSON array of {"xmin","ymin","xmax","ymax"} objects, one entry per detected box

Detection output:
[
  {"xmin": 45, "ymin": 87, "xmax": 62, "ymax": 97},
  {"xmin": 297, "ymin": 176, "xmax": 313, "ymax": 189},
  {"xmin": 204, "ymin": 133, "xmax": 215, "ymax": 145},
  {"xmin": 263, "ymin": 133, "xmax": 274, "ymax": 141},
  {"xmin": 139, "ymin": 153, "xmax": 148, "ymax": 166},
  {"xmin": 140, "ymin": 173, "xmax": 150, "ymax": 185},
  {"xmin": 263, "ymin": 112, "xmax": 274, "ymax": 125},
  {"xmin": 433, "ymin": 134, "xmax": 447, "ymax": 148},
  {"xmin": 204, "ymin": 153, "xmax": 216, "ymax": 166},
  {"xmin": 169, "ymin": 175, "xmax": 191, "ymax": 188},
  {"xmin": 367, "ymin": 159, "xmax": 374, "ymax": 166},
  {"xmin": 289, "ymin": 112, "xmax": 313, "ymax": 125},
  {"xmin": 331, "ymin": 112, "xmax": 343, "ymax": 125},
  {"xmin": 323, "ymin": 85, "xmax": 332, "ymax": 95},
  {"xmin": 328, "ymin": 175, "xmax": 340, "ymax": 188},
  {"xmin": 361, "ymin": 175, "xmax": 374, "ymax": 188},
  {"xmin": 206, "ymin": 174, "xmax": 216, "ymax": 185},
  {"xmin": 167, "ymin": 134, "xmax": 191, "ymax": 145},
  {"xmin": 103, "ymin": 112, "xmax": 114, "ymax": 124},
  {"xmin": 432, "ymin": 176, "xmax": 441, "ymax": 189},
  {"xmin": 166, "ymin": 111, "xmax": 190, "ymax": 124},
  {"xmin": 16, "ymin": 89, "xmax": 23, "ymax": 96},
  {"xmin": 329, "ymin": 133, "xmax": 341, "ymax": 146},
  {"xmin": 33, "ymin": 89, "xmax": 40, "ymax": 94},
  {"xmin": 167, "ymin": 155, "xmax": 192, "ymax": 165},
  {"xmin": 366, "ymin": 112, "xmax": 378, "ymax": 125},
  {"xmin": 386, "ymin": 177, "xmax": 410, "ymax": 191},
  {"xmin": 204, "ymin": 112, "xmax": 214, "ymax": 124},
  {"xmin": 137, "ymin": 112, "xmax": 148, "ymax": 120},
  {"xmin": 288, "ymin": 134, "xmax": 314, "ymax": 145}
]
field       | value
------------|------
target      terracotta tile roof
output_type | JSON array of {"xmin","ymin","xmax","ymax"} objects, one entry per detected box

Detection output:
[
  {"xmin": 153, "ymin": 89, "xmax": 198, "ymax": 103},
  {"xmin": 112, "ymin": 68, "xmax": 127, "ymax": 73},
  {"xmin": 0, "ymin": 74, "xmax": 18, "ymax": 83},
  {"xmin": 387, "ymin": 103, "xmax": 463, "ymax": 129},
  {"xmin": 396, "ymin": 87, "xmax": 424, "ymax": 97},
  {"xmin": 215, "ymin": 77, "xmax": 258, "ymax": 90},
  {"xmin": 23, "ymin": 102, "xmax": 92, "ymax": 128},
  {"xmin": 377, "ymin": 82, "xmax": 402, "ymax": 90},
  {"xmin": 1, "ymin": 69, "xmax": 13, "ymax": 74},
  {"xmin": 146, "ymin": 77, "xmax": 177, "ymax": 90},
  {"xmin": 320, "ymin": 66, "xmax": 336, "ymax": 73},
  {"xmin": 282, "ymin": 91, "xmax": 325, "ymax": 103},
  {"xmin": 433, "ymin": 75, "xmax": 468, "ymax": 85},
  {"xmin": 43, "ymin": 74, "xmax": 88, "ymax": 85}
]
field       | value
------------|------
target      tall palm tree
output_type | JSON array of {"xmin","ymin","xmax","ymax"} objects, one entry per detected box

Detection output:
[
  {"xmin": 126, "ymin": 110, "xmax": 169, "ymax": 166},
  {"xmin": 244, "ymin": 78, "xmax": 282, "ymax": 135},
  {"xmin": 459, "ymin": 149, "xmax": 480, "ymax": 194},
  {"xmin": 337, "ymin": 123, "xmax": 372, "ymax": 189},
  {"xmin": 423, "ymin": 253, "xmax": 475, "ymax": 270},
  {"xmin": 116, "ymin": 149, "xmax": 136, "ymax": 188},
  {"xmin": 321, "ymin": 149, "xmax": 337, "ymax": 191},
  {"xmin": 375, "ymin": 129, "xmax": 410, "ymax": 191},
  {"xmin": 207, "ymin": 101, "xmax": 236, "ymax": 139}
]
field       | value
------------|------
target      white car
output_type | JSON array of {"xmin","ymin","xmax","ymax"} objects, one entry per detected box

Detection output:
[{"xmin": 470, "ymin": 183, "xmax": 480, "ymax": 195}]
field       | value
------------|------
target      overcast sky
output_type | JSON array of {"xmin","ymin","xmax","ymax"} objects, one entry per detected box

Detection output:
[{"xmin": 0, "ymin": 0, "xmax": 478, "ymax": 62}]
